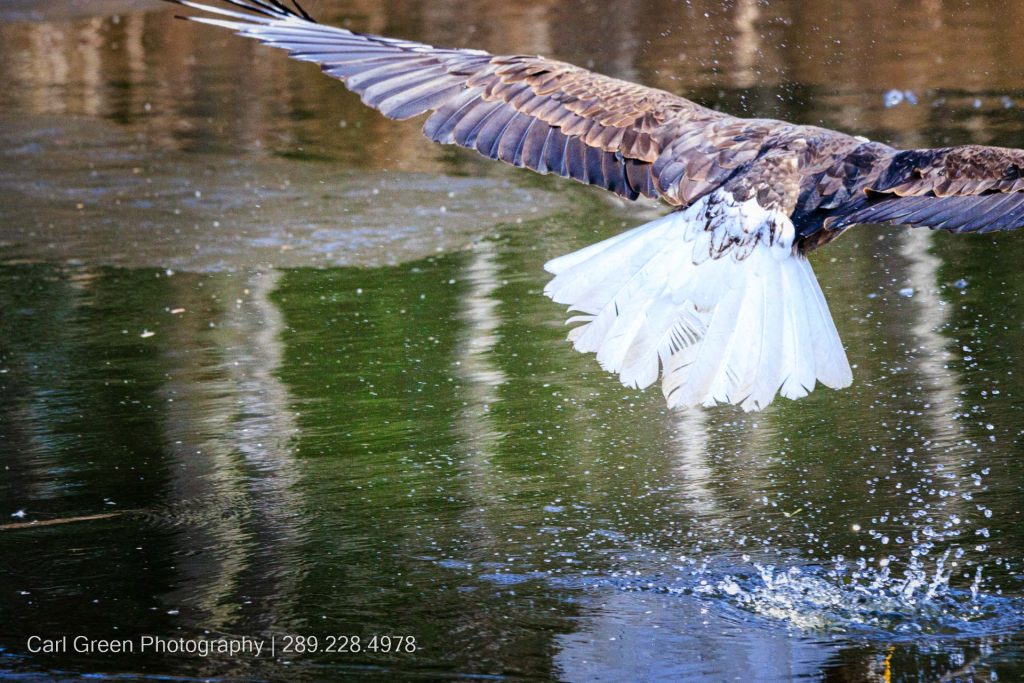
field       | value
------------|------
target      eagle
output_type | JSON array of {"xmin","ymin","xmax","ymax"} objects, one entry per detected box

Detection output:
[{"xmin": 168, "ymin": 0, "xmax": 1024, "ymax": 411}]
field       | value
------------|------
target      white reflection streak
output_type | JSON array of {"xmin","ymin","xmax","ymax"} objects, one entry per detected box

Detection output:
[
  {"xmin": 453, "ymin": 240, "xmax": 507, "ymax": 530},
  {"xmin": 732, "ymin": 0, "xmax": 761, "ymax": 89},
  {"xmin": 124, "ymin": 13, "xmax": 146, "ymax": 87},
  {"xmin": 222, "ymin": 269, "xmax": 304, "ymax": 628},
  {"xmin": 158, "ymin": 270, "xmax": 302, "ymax": 631},
  {"xmin": 899, "ymin": 229, "xmax": 963, "ymax": 435},
  {"xmin": 671, "ymin": 407, "xmax": 720, "ymax": 518},
  {"xmin": 459, "ymin": 241, "xmax": 506, "ymax": 390},
  {"xmin": 229, "ymin": 271, "xmax": 301, "ymax": 480},
  {"xmin": 25, "ymin": 24, "xmax": 69, "ymax": 114},
  {"xmin": 898, "ymin": 228, "xmax": 968, "ymax": 535},
  {"xmin": 78, "ymin": 19, "xmax": 103, "ymax": 117}
]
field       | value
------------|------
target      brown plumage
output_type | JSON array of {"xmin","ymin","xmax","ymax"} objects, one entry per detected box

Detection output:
[
  {"xmin": 167, "ymin": 0, "xmax": 1024, "ymax": 410},
  {"xmin": 165, "ymin": 0, "xmax": 1024, "ymax": 247}
]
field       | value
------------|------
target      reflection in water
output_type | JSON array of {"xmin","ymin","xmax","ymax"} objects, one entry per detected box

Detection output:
[
  {"xmin": 5, "ymin": 0, "xmax": 1024, "ymax": 166},
  {"xmin": 3, "ymin": 1, "xmax": 1024, "ymax": 681},
  {"xmin": 899, "ymin": 228, "xmax": 964, "ymax": 434},
  {"xmin": 555, "ymin": 589, "xmax": 838, "ymax": 682},
  {"xmin": 156, "ymin": 269, "xmax": 303, "ymax": 632},
  {"xmin": 731, "ymin": 0, "xmax": 761, "ymax": 90},
  {"xmin": 216, "ymin": 269, "xmax": 304, "ymax": 634},
  {"xmin": 670, "ymin": 407, "xmax": 719, "ymax": 519},
  {"xmin": 456, "ymin": 240, "xmax": 507, "ymax": 391},
  {"xmin": 453, "ymin": 238, "xmax": 507, "ymax": 549}
]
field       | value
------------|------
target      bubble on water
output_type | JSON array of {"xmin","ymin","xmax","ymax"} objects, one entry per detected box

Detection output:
[{"xmin": 882, "ymin": 90, "xmax": 918, "ymax": 107}]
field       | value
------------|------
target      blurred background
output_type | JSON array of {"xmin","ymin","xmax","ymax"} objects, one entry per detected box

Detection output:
[{"xmin": 2, "ymin": 1, "xmax": 1024, "ymax": 681}]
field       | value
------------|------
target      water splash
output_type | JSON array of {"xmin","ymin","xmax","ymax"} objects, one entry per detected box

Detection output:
[{"xmin": 590, "ymin": 548, "xmax": 1024, "ymax": 640}]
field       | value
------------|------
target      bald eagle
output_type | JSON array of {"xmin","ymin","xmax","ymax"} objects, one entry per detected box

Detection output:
[{"xmin": 169, "ymin": 0, "xmax": 1024, "ymax": 411}]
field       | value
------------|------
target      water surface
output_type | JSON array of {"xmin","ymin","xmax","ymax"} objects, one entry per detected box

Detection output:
[{"xmin": 2, "ymin": 1, "xmax": 1024, "ymax": 681}]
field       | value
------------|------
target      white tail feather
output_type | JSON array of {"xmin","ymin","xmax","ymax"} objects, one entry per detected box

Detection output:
[{"xmin": 544, "ymin": 193, "xmax": 852, "ymax": 411}]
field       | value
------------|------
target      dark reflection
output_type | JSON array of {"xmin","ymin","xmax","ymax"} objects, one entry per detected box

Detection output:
[{"xmin": 2, "ymin": 1, "xmax": 1024, "ymax": 681}]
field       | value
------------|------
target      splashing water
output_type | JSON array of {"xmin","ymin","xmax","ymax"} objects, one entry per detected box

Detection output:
[
  {"xmin": 588, "ymin": 547, "xmax": 1024, "ymax": 640},
  {"xmin": 706, "ymin": 552, "xmax": 986, "ymax": 636}
]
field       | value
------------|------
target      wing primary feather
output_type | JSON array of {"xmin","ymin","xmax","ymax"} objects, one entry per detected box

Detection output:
[
  {"xmin": 422, "ymin": 86, "xmax": 485, "ymax": 142},
  {"xmin": 495, "ymin": 113, "xmax": 534, "ymax": 165},
  {"xmin": 541, "ymin": 129, "xmax": 568, "ymax": 176},
  {"xmin": 510, "ymin": 116, "xmax": 538, "ymax": 167},
  {"xmin": 476, "ymin": 107, "xmax": 520, "ymax": 158},
  {"xmin": 166, "ymin": 0, "xmax": 279, "ymax": 22},
  {"xmin": 381, "ymin": 82, "xmax": 464, "ymax": 121},
  {"xmin": 451, "ymin": 100, "xmax": 504, "ymax": 147}
]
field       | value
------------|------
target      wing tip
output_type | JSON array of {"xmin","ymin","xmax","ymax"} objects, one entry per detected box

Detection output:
[{"xmin": 162, "ymin": 0, "xmax": 317, "ymax": 24}]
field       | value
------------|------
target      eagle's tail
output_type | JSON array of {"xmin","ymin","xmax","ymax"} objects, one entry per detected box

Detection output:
[{"xmin": 543, "ymin": 194, "xmax": 852, "ymax": 411}]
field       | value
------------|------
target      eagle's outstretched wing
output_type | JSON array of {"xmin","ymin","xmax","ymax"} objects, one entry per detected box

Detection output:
[
  {"xmin": 823, "ymin": 145, "xmax": 1024, "ymax": 235},
  {"xmin": 168, "ymin": 1, "xmax": 1024, "ymax": 241},
  {"xmin": 166, "ymin": 0, "xmax": 803, "ymax": 206}
]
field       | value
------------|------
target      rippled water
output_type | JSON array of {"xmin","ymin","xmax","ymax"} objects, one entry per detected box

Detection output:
[{"xmin": 2, "ymin": 1, "xmax": 1024, "ymax": 681}]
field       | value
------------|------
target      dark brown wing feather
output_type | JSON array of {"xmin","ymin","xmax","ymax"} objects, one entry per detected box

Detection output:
[
  {"xmin": 166, "ymin": 0, "xmax": 800, "ymax": 204},
  {"xmin": 823, "ymin": 145, "xmax": 1024, "ymax": 235},
  {"xmin": 871, "ymin": 146, "xmax": 1024, "ymax": 197}
]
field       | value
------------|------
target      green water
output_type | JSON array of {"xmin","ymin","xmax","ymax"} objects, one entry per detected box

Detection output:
[{"xmin": 2, "ymin": 1, "xmax": 1024, "ymax": 681}]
